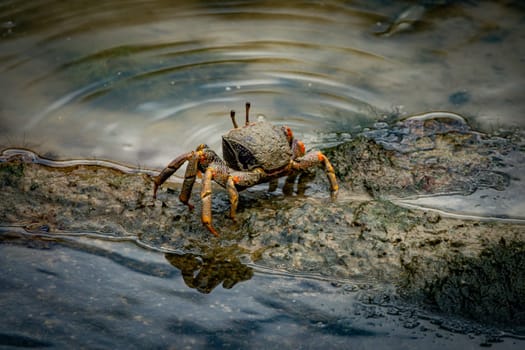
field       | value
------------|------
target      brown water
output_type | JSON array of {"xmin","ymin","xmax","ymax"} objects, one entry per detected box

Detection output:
[
  {"xmin": 1, "ymin": 1, "xmax": 525, "ymax": 348},
  {"xmin": 1, "ymin": 1, "xmax": 524, "ymax": 167}
]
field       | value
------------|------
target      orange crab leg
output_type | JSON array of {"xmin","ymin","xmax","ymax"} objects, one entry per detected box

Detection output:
[
  {"xmin": 292, "ymin": 151, "xmax": 339, "ymax": 199},
  {"xmin": 318, "ymin": 152, "xmax": 339, "ymax": 199},
  {"xmin": 201, "ymin": 167, "xmax": 219, "ymax": 236},
  {"xmin": 153, "ymin": 151, "xmax": 193, "ymax": 199},
  {"xmin": 227, "ymin": 176, "xmax": 239, "ymax": 221},
  {"xmin": 179, "ymin": 152, "xmax": 200, "ymax": 210}
]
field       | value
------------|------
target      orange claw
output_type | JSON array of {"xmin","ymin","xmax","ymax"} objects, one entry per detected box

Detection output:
[
  {"xmin": 201, "ymin": 168, "xmax": 219, "ymax": 237},
  {"xmin": 285, "ymin": 126, "xmax": 293, "ymax": 141},
  {"xmin": 297, "ymin": 141, "xmax": 305, "ymax": 155},
  {"xmin": 204, "ymin": 223, "xmax": 219, "ymax": 237}
]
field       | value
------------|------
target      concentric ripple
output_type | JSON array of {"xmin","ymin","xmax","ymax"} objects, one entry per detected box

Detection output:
[
  {"xmin": 0, "ymin": 0, "xmax": 398, "ymax": 169},
  {"xmin": 1, "ymin": 0, "xmax": 524, "ymax": 169}
]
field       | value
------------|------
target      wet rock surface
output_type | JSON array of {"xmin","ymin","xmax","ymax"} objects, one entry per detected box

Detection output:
[
  {"xmin": 324, "ymin": 115, "xmax": 518, "ymax": 198},
  {"xmin": 1, "ymin": 116, "xmax": 524, "ymax": 333}
]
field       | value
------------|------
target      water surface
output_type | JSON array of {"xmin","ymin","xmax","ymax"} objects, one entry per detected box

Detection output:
[
  {"xmin": 1, "ymin": 230, "xmax": 522, "ymax": 349},
  {"xmin": 1, "ymin": 1, "xmax": 524, "ymax": 348},
  {"xmin": 1, "ymin": 0, "xmax": 524, "ymax": 167}
]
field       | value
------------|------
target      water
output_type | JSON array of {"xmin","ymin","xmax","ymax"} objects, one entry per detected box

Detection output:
[
  {"xmin": 1, "ymin": 0, "xmax": 525, "ymax": 348},
  {"xmin": 1, "ymin": 229, "xmax": 522, "ymax": 349},
  {"xmin": 1, "ymin": 1, "xmax": 524, "ymax": 166}
]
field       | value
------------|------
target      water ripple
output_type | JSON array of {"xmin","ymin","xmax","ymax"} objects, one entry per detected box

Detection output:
[
  {"xmin": 8, "ymin": 0, "xmax": 518, "ymax": 170},
  {"xmin": 148, "ymin": 97, "xmax": 238, "ymax": 122},
  {"xmin": 9, "ymin": 27, "xmax": 384, "ymax": 164},
  {"xmin": 0, "ymin": 148, "xmax": 158, "ymax": 176}
]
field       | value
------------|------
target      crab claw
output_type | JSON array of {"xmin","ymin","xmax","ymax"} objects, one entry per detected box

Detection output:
[
  {"xmin": 153, "ymin": 151, "xmax": 194, "ymax": 199},
  {"xmin": 204, "ymin": 223, "xmax": 219, "ymax": 237}
]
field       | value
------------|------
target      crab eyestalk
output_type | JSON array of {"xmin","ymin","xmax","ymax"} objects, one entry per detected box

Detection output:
[
  {"xmin": 230, "ymin": 110, "xmax": 238, "ymax": 128},
  {"xmin": 245, "ymin": 102, "xmax": 251, "ymax": 125}
]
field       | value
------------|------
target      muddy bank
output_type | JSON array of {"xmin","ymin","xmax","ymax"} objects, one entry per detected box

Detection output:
[
  {"xmin": 324, "ymin": 115, "xmax": 518, "ymax": 198},
  {"xmin": 1, "ymin": 117, "xmax": 524, "ymax": 331}
]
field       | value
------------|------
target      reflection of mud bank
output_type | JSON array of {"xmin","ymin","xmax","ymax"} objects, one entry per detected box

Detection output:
[{"xmin": 1, "ymin": 118, "xmax": 524, "ymax": 331}]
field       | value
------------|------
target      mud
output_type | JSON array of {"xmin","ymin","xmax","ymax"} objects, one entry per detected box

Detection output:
[
  {"xmin": 324, "ymin": 115, "xmax": 517, "ymax": 198},
  {"xmin": 1, "ymin": 116, "xmax": 524, "ymax": 333}
]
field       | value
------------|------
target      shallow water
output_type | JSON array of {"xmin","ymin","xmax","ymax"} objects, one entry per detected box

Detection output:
[
  {"xmin": 1, "ymin": 228, "xmax": 523, "ymax": 349},
  {"xmin": 1, "ymin": 0, "xmax": 524, "ymax": 166},
  {"xmin": 1, "ymin": 1, "xmax": 525, "ymax": 348}
]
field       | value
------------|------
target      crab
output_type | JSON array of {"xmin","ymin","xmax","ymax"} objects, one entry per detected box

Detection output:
[{"xmin": 153, "ymin": 102, "xmax": 338, "ymax": 236}]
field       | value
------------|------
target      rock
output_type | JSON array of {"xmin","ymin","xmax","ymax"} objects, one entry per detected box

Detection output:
[{"xmin": 0, "ymin": 115, "xmax": 524, "ymax": 331}]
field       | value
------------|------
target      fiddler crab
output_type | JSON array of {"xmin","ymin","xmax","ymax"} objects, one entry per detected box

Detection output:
[{"xmin": 153, "ymin": 102, "xmax": 338, "ymax": 236}]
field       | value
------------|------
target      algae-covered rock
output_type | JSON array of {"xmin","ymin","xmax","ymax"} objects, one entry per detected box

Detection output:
[
  {"xmin": 324, "ymin": 115, "xmax": 515, "ymax": 197},
  {"xmin": 414, "ymin": 239, "xmax": 525, "ymax": 326},
  {"xmin": 1, "ymin": 114, "xmax": 524, "ymax": 330}
]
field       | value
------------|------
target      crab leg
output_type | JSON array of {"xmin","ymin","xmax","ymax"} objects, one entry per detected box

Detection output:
[
  {"xmin": 201, "ymin": 167, "xmax": 219, "ymax": 236},
  {"xmin": 296, "ymin": 171, "xmax": 315, "ymax": 196},
  {"xmin": 153, "ymin": 151, "xmax": 193, "ymax": 199},
  {"xmin": 292, "ymin": 151, "xmax": 339, "ymax": 199},
  {"xmin": 283, "ymin": 172, "xmax": 315, "ymax": 196},
  {"xmin": 268, "ymin": 178, "xmax": 279, "ymax": 192},
  {"xmin": 226, "ymin": 176, "xmax": 239, "ymax": 221},
  {"xmin": 179, "ymin": 152, "xmax": 200, "ymax": 210},
  {"xmin": 283, "ymin": 173, "xmax": 297, "ymax": 196}
]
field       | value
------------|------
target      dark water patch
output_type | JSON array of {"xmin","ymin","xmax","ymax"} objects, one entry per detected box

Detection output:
[
  {"xmin": 319, "ymin": 318, "xmax": 380, "ymax": 337},
  {"xmin": 151, "ymin": 284, "xmax": 209, "ymax": 304},
  {"xmin": 0, "ymin": 333, "xmax": 52, "ymax": 348},
  {"xmin": 165, "ymin": 317, "xmax": 282, "ymax": 349},
  {"xmin": 35, "ymin": 267, "xmax": 60, "ymax": 277},
  {"xmin": 449, "ymin": 90, "xmax": 470, "ymax": 106},
  {"xmin": 2, "ymin": 236, "xmax": 524, "ymax": 348},
  {"xmin": 0, "ymin": 229, "xmax": 179, "ymax": 279}
]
